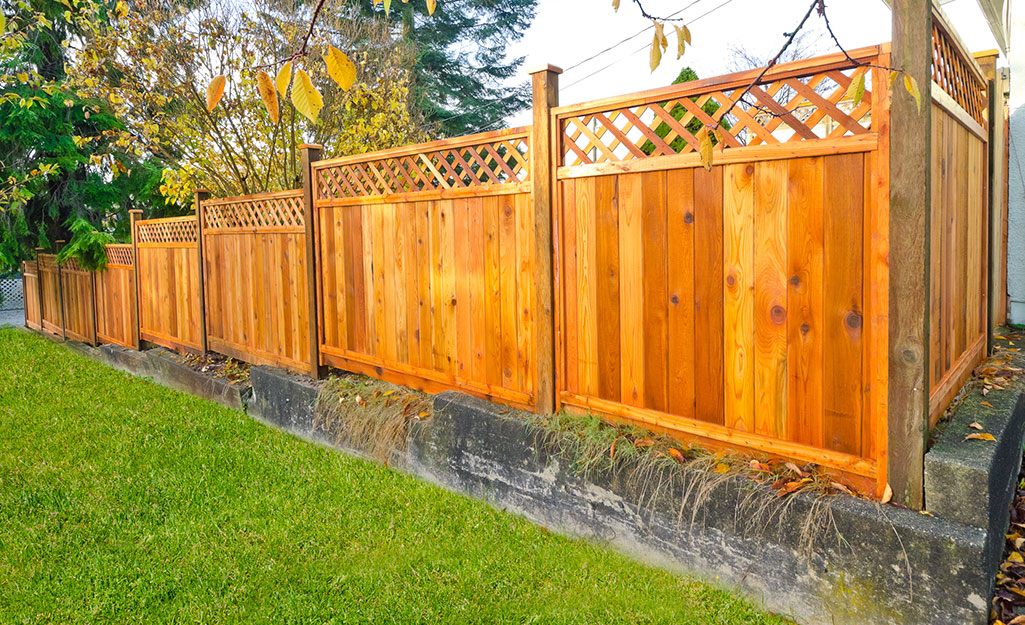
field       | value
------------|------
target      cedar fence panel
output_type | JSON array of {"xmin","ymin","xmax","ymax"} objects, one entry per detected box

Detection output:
[
  {"xmin": 37, "ymin": 254, "xmax": 63, "ymax": 337},
  {"xmin": 553, "ymin": 46, "xmax": 892, "ymax": 492},
  {"xmin": 927, "ymin": 19, "xmax": 990, "ymax": 427},
  {"xmin": 22, "ymin": 260, "xmax": 41, "ymax": 330},
  {"xmin": 200, "ymin": 190, "xmax": 310, "ymax": 372},
  {"xmin": 134, "ymin": 216, "xmax": 203, "ymax": 352},
  {"xmin": 95, "ymin": 244, "xmax": 138, "ymax": 349},
  {"xmin": 312, "ymin": 128, "xmax": 537, "ymax": 410},
  {"xmin": 59, "ymin": 256, "xmax": 96, "ymax": 345}
]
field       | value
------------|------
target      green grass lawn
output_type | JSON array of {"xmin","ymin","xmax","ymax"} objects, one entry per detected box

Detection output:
[{"xmin": 0, "ymin": 329, "xmax": 790, "ymax": 624}]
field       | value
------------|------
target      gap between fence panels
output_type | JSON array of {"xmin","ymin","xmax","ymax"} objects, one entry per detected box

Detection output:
[{"xmin": 19, "ymin": 34, "xmax": 999, "ymax": 503}]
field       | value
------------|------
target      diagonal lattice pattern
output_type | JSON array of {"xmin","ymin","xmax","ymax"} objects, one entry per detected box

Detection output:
[
  {"xmin": 202, "ymin": 190, "xmax": 304, "ymax": 232},
  {"xmin": 60, "ymin": 256, "xmax": 86, "ymax": 273},
  {"xmin": 315, "ymin": 130, "xmax": 530, "ymax": 200},
  {"xmin": 37, "ymin": 254, "xmax": 58, "ymax": 271},
  {"xmin": 136, "ymin": 216, "xmax": 198, "ymax": 245},
  {"xmin": 558, "ymin": 66, "xmax": 876, "ymax": 167},
  {"xmin": 104, "ymin": 244, "xmax": 135, "ymax": 267},
  {"xmin": 931, "ymin": 21, "xmax": 987, "ymax": 125}
]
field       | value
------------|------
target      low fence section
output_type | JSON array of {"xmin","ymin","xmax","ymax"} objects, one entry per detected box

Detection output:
[
  {"xmin": 312, "ymin": 127, "xmax": 538, "ymax": 410},
  {"xmin": 37, "ymin": 254, "xmax": 63, "ymax": 337},
  {"xmin": 201, "ymin": 190, "xmax": 311, "ymax": 372},
  {"xmin": 22, "ymin": 261, "xmax": 40, "ymax": 329},
  {"xmin": 95, "ymin": 244, "xmax": 137, "ymax": 349},
  {"xmin": 134, "ymin": 216, "xmax": 203, "ymax": 352}
]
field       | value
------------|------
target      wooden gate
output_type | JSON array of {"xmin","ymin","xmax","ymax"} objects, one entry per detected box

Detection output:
[
  {"xmin": 134, "ymin": 216, "xmax": 203, "ymax": 352},
  {"xmin": 95, "ymin": 244, "xmax": 138, "ymax": 349},
  {"xmin": 552, "ymin": 46, "xmax": 891, "ymax": 488},
  {"xmin": 311, "ymin": 128, "xmax": 538, "ymax": 410},
  {"xmin": 200, "ymin": 190, "xmax": 311, "ymax": 372}
]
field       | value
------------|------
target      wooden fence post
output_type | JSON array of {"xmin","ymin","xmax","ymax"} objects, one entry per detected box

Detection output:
[
  {"xmin": 129, "ymin": 209, "xmax": 143, "ymax": 350},
  {"xmin": 528, "ymin": 64, "xmax": 562, "ymax": 415},
  {"xmin": 55, "ymin": 239, "xmax": 67, "ymax": 340},
  {"xmin": 194, "ymin": 190, "xmax": 210, "ymax": 354},
  {"xmin": 888, "ymin": 0, "xmax": 933, "ymax": 509},
  {"xmin": 300, "ymin": 144, "xmax": 324, "ymax": 379}
]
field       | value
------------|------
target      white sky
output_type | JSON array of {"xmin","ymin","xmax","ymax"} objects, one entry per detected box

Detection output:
[{"xmin": 506, "ymin": 0, "xmax": 1003, "ymax": 126}]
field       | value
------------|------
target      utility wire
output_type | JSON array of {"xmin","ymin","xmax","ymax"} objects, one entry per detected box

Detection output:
[{"xmin": 562, "ymin": 0, "xmax": 740, "ymax": 91}]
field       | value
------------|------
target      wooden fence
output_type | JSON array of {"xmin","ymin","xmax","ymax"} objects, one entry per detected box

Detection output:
[
  {"xmin": 59, "ymin": 256, "xmax": 96, "ymax": 345},
  {"xmin": 17, "ymin": 22, "xmax": 1002, "ymax": 500},
  {"xmin": 22, "ymin": 260, "xmax": 40, "ymax": 331},
  {"xmin": 553, "ymin": 46, "xmax": 890, "ymax": 487},
  {"xmin": 134, "ymin": 215, "xmax": 204, "ymax": 353},
  {"xmin": 927, "ymin": 18, "xmax": 990, "ymax": 427},
  {"xmin": 200, "ymin": 190, "xmax": 311, "ymax": 372},
  {"xmin": 311, "ymin": 128, "xmax": 539, "ymax": 410},
  {"xmin": 95, "ymin": 244, "xmax": 137, "ymax": 349}
]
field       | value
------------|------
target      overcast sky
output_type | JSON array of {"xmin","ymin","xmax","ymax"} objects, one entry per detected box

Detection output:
[{"xmin": 505, "ymin": 0, "xmax": 1003, "ymax": 126}]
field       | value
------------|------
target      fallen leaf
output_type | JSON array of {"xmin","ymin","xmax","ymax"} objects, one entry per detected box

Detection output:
[
  {"xmin": 668, "ymin": 448, "xmax": 686, "ymax": 464},
  {"xmin": 785, "ymin": 462, "xmax": 808, "ymax": 478},
  {"xmin": 634, "ymin": 438, "xmax": 655, "ymax": 448},
  {"xmin": 713, "ymin": 463, "xmax": 730, "ymax": 474},
  {"xmin": 965, "ymin": 432, "xmax": 997, "ymax": 442},
  {"xmin": 1008, "ymin": 615, "xmax": 1025, "ymax": 624},
  {"xmin": 831, "ymin": 481, "xmax": 854, "ymax": 496},
  {"xmin": 969, "ymin": 421, "xmax": 983, "ymax": 430},
  {"xmin": 610, "ymin": 437, "xmax": 618, "ymax": 460},
  {"xmin": 417, "ymin": 411, "xmax": 430, "ymax": 419},
  {"xmin": 881, "ymin": 483, "xmax": 893, "ymax": 504},
  {"xmin": 982, "ymin": 401, "xmax": 995, "ymax": 408},
  {"xmin": 749, "ymin": 460, "xmax": 771, "ymax": 473}
]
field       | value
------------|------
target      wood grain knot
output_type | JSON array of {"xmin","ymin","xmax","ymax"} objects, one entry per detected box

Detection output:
[
  {"xmin": 670, "ymin": 294, "xmax": 680, "ymax": 305},
  {"xmin": 683, "ymin": 212, "xmax": 694, "ymax": 224},
  {"xmin": 745, "ymin": 164, "xmax": 755, "ymax": 175},
  {"xmin": 845, "ymin": 311, "xmax": 862, "ymax": 330},
  {"xmin": 770, "ymin": 305, "xmax": 786, "ymax": 325},
  {"xmin": 726, "ymin": 274, "xmax": 736, "ymax": 287},
  {"xmin": 504, "ymin": 205, "xmax": 513, "ymax": 217},
  {"xmin": 789, "ymin": 275, "xmax": 801, "ymax": 286},
  {"xmin": 800, "ymin": 323, "xmax": 810, "ymax": 335}
]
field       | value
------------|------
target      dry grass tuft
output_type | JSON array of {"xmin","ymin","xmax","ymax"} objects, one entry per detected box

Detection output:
[
  {"xmin": 313, "ymin": 374, "xmax": 430, "ymax": 463},
  {"xmin": 518, "ymin": 411, "xmax": 848, "ymax": 554}
]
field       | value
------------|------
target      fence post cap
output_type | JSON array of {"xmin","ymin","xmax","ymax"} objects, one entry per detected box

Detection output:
[
  {"xmin": 299, "ymin": 143, "xmax": 324, "ymax": 150},
  {"xmin": 527, "ymin": 63, "xmax": 563, "ymax": 75},
  {"xmin": 128, "ymin": 209, "xmax": 143, "ymax": 215}
]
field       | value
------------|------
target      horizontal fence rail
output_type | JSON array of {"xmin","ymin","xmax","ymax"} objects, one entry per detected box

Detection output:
[{"xmin": 312, "ymin": 129, "xmax": 538, "ymax": 410}]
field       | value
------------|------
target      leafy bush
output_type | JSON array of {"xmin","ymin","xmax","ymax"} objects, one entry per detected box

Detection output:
[{"xmin": 56, "ymin": 218, "xmax": 113, "ymax": 271}]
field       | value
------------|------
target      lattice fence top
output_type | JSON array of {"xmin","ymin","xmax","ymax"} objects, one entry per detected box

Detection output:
[
  {"xmin": 314, "ymin": 127, "xmax": 530, "ymax": 200},
  {"xmin": 37, "ymin": 254, "xmax": 58, "ymax": 271},
  {"xmin": 22, "ymin": 260, "xmax": 35, "ymax": 275},
  {"xmin": 931, "ymin": 18, "xmax": 987, "ymax": 125},
  {"xmin": 60, "ymin": 256, "xmax": 86, "ymax": 272},
  {"xmin": 554, "ymin": 46, "xmax": 887, "ymax": 168},
  {"xmin": 202, "ymin": 190, "xmax": 304, "ymax": 232},
  {"xmin": 105, "ymin": 244, "xmax": 135, "ymax": 267},
  {"xmin": 136, "ymin": 216, "xmax": 198, "ymax": 245}
]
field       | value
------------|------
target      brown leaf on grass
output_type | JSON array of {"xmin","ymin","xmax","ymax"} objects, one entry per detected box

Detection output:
[
  {"xmin": 1008, "ymin": 615, "xmax": 1025, "ymax": 624},
  {"xmin": 354, "ymin": 394, "xmax": 365, "ymax": 407},
  {"xmin": 775, "ymin": 478, "xmax": 813, "ymax": 498},
  {"xmin": 417, "ymin": 411, "xmax": 430, "ymax": 419},
  {"xmin": 668, "ymin": 448, "xmax": 686, "ymax": 464},
  {"xmin": 634, "ymin": 438, "xmax": 655, "ymax": 448},
  {"xmin": 610, "ymin": 437, "xmax": 618, "ymax": 460},
  {"xmin": 713, "ymin": 463, "xmax": 730, "ymax": 474},
  {"xmin": 881, "ymin": 483, "xmax": 893, "ymax": 504},
  {"xmin": 965, "ymin": 432, "xmax": 997, "ymax": 442},
  {"xmin": 982, "ymin": 401, "xmax": 995, "ymax": 408},
  {"xmin": 785, "ymin": 462, "xmax": 808, "ymax": 477},
  {"xmin": 969, "ymin": 421, "xmax": 983, "ymax": 430}
]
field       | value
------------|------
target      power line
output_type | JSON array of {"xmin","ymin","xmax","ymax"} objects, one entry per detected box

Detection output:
[
  {"xmin": 561, "ymin": 0, "xmax": 710, "ymax": 74},
  {"xmin": 561, "ymin": 0, "xmax": 741, "ymax": 91}
]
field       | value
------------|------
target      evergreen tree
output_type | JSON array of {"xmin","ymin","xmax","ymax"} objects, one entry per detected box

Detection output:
[{"xmin": 363, "ymin": 0, "xmax": 537, "ymax": 136}]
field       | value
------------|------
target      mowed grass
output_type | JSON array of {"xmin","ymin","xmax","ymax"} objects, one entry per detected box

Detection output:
[{"xmin": 0, "ymin": 329, "xmax": 790, "ymax": 624}]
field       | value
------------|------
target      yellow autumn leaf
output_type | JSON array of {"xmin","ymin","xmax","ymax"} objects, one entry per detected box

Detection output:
[
  {"xmin": 964, "ymin": 432, "xmax": 996, "ymax": 442},
  {"xmin": 674, "ymin": 25, "xmax": 686, "ymax": 59},
  {"xmin": 713, "ymin": 463, "xmax": 730, "ymax": 474},
  {"xmin": 383, "ymin": 0, "xmax": 391, "ymax": 14},
  {"xmin": 845, "ymin": 72, "xmax": 866, "ymax": 107},
  {"xmin": 653, "ymin": 21, "xmax": 668, "ymax": 51},
  {"xmin": 324, "ymin": 45, "xmax": 356, "ymax": 90},
  {"xmin": 275, "ymin": 61, "xmax": 292, "ymax": 96},
  {"xmin": 680, "ymin": 24, "xmax": 691, "ymax": 44},
  {"xmin": 427, "ymin": 0, "xmax": 437, "ymax": 14},
  {"xmin": 612, "ymin": 0, "xmax": 620, "ymax": 9},
  {"xmin": 888, "ymin": 69, "xmax": 899, "ymax": 88},
  {"xmin": 256, "ymin": 70, "xmax": 279, "ymax": 124},
  {"xmin": 698, "ymin": 127, "xmax": 714, "ymax": 171},
  {"xmin": 904, "ymin": 73, "xmax": 921, "ymax": 112},
  {"xmin": 206, "ymin": 75, "xmax": 226, "ymax": 111},
  {"xmin": 649, "ymin": 34, "xmax": 662, "ymax": 72},
  {"xmin": 290, "ymin": 69, "xmax": 323, "ymax": 121},
  {"xmin": 881, "ymin": 483, "xmax": 893, "ymax": 504}
]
